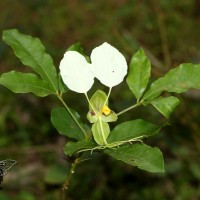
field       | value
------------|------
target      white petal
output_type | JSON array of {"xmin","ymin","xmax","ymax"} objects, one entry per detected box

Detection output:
[
  {"xmin": 91, "ymin": 42, "xmax": 128, "ymax": 87},
  {"xmin": 59, "ymin": 51, "xmax": 94, "ymax": 93}
]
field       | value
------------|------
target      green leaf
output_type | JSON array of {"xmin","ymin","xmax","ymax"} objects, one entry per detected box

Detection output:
[
  {"xmin": 107, "ymin": 119, "xmax": 161, "ymax": 143},
  {"xmin": 2, "ymin": 29, "xmax": 58, "ymax": 93},
  {"xmin": 51, "ymin": 107, "xmax": 85, "ymax": 141},
  {"xmin": 92, "ymin": 120, "xmax": 110, "ymax": 145},
  {"xmin": 58, "ymin": 73, "xmax": 68, "ymax": 94},
  {"xmin": 67, "ymin": 42, "xmax": 84, "ymax": 53},
  {"xmin": 64, "ymin": 141, "xmax": 96, "ymax": 156},
  {"xmin": 67, "ymin": 42, "xmax": 90, "ymax": 62},
  {"xmin": 126, "ymin": 48, "xmax": 151, "ymax": 100},
  {"xmin": 0, "ymin": 71, "xmax": 55, "ymax": 97},
  {"xmin": 105, "ymin": 143, "xmax": 165, "ymax": 173},
  {"xmin": 143, "ymin": 63, "xmax": 200, "ymax": 101},
  {"xmin": 150, "ymin": 96, "xmax": 180, "ymax": 118}
]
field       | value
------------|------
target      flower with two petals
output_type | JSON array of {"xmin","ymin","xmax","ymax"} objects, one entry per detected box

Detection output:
[{"xmin": 59, "ymin": 42, "xmax": 128, "ymax": 93}]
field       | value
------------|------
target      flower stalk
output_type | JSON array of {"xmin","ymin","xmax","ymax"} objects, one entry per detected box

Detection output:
[
  {"xmin": 57, "ymin": 94, "xmax": 87, "ymax": 138},
  {"xmin": 117, "ymin": 101, "xmax": 143, "ymax": 116}
]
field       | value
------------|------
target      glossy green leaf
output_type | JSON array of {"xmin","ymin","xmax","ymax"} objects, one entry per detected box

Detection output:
[
  {"xmin": 0, "ymin": 71, "xmax": 55, "ymax": 97},
  {"xmin": 105, "ymin": 143, "xmax": 165, "ymax": 173},
  {"xmin": 107, "ymin": 119, "xmax": 161, "ymax": 143},
  {"xmin": 51, "ymin": 107, "xmax": 85, "ymax": 141},
  {"xmin": 2, "ymin": 29, "xmax": 58, "ymax": 93},
  {"xmin": 92, "ymin": 120, "xmax": 110, "ymax": 145},
  {"xmin": 126, "ymin": 48, "xmax": 151, "ymax": 100},
  {"xmin": 143, "ymin": 63, "xmax": 200, "ymax": 101},
  {"xmin": 64, "ymin": 141, "xmax": 96, "ymax": 156},
  {"xmin": 151, "ymin": 96, "xmax": 180, "ymax": 118}
]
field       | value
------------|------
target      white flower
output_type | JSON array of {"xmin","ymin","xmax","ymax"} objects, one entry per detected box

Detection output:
[
  {"xmin": 60, "ymin": 43, "xmax": 128, "ymax": 93},
  {"xmin": 91, "ymin": 42, "xmax": 128, "ymax": 88},
  {"xmin": 59, "ymin": 51, "xmax": 94, "ymax": 93}
]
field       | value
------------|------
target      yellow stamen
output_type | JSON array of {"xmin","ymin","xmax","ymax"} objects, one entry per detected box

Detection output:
[{"xmin": 102, "ymin": 106, "xmax": 111, "ymax": 115}]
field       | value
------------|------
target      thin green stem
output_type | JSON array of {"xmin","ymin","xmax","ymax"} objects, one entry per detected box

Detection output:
[
  {"xmin": 57, "ymin": 94, "xmax": 87, "ymax": 138},
  {"xmin": 103, "ymin": 87, "xmax": 112, "ymax": 107},
  {"xmin": 84, "ymin": 93, "xmax": 98, "ymax": 141},
  {"xmin": 85, "ymin": 93, "xmax": 97, "ymax": 115},
  {"xmin": 99, "ymin": 117, "xmax": 108, "ymax": 145},
  {"xmin": 61, "ymin": 158, "xmax": 80, "ymax": 200},
  {"xmin": 117, "ymin": 101, "xmax": 143, "ymax": 116}
]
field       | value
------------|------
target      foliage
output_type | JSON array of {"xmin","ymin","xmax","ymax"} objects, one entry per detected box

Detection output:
[
  {"xmin": 0, "ymin": 1, "xmax": 200, "ymax": 199},
  {"xmin": 1, "ymin": 28, "xmax": 200, "ymax": 174}
]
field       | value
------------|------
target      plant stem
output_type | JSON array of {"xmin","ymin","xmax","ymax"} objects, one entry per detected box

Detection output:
[
  {"xmin": 99, "ymin": 117, "xmax": 108, "ymax": 145},
  {"xmin": 103, "ymin": 87, "xmax": 112, "ymax": 107},
  {"xmin": 61, "ymin": 158, "xmax": 80, "ymax": 200},
  {"xmin": 117, "ymin": 101, "xmax": 142, "ymax": 116},
  {"xmin": 57, "ymin": 94, "xmax": 87, "ymax": 138},
  {"xmin": 85, "ymin": 93, "xmax": 97, "ymax": 115}
]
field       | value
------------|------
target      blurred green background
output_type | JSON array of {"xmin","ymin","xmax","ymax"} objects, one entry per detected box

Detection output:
[{"xmin": 0, "ymin": 0, "xmax": 200, "ymax": 199}]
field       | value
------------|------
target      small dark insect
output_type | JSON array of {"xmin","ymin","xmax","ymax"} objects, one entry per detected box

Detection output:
[{"xmin": 0, "ymin": 159, "xmax": 17, "ymax": 188}]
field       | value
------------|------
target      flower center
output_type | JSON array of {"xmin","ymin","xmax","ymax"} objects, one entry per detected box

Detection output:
[{"xmin": 102, "ymin": 106, "xmax": 111, "ymax": 115}]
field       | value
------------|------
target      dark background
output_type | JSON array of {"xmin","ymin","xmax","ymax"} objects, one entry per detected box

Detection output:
[{"xmin": 0, "ymin": 0, "xmax": 200, "ymax": 199}]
